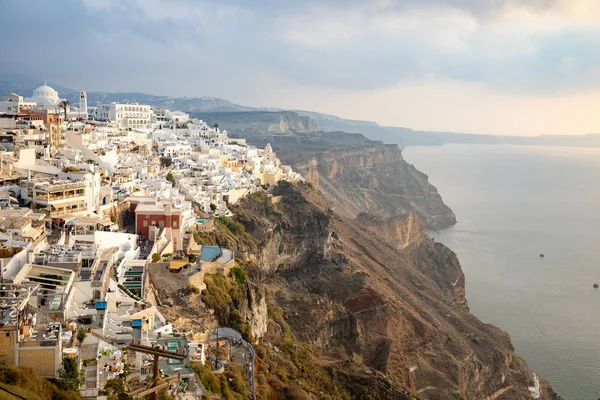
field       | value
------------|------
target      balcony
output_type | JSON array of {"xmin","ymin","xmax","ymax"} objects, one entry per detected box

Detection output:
[
  {"xmin": 50, "ymin": 206, "xmax": 86, "ymax": 218},
  {"xmin": 35, "ymin": 193, "xmax": 84, "ymax": 202}
]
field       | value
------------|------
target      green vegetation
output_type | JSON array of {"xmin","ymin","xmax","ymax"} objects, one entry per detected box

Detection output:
[
  {"xmin": 159, "ymin": 156, "xmax": 172, "ymax": 168},
  {"xmin": 210, "ymin": 203, "xmax": 217, "ymax": 212},
  {"xmin": 165, "ymin": 172, "xmax": 176, "ymax": 186},
  {"xmin": 76, "ymin": 327, "xmax": 87, "ymax": 344},
  {"xmin": 62, "ymin": 166, "xmax": 80, "ymax": 173},
  {"xmin": 247, "ymin": 190, "xmax": 270, "ymax": 204},
  {"xmin": 151, "ymin": 253, "xmax": 160, "ymax": 263},
  {"xmin": 267, "ymin": 304, "xmax": 294, "ymax": 345},
  {"xmin": 277, "ymin": 179, "xmax": 292, "ymax": 188},
  {"xmin": 216, "ymin": 216, "xmax": 249, "ymax": 239},
  {"xmin": 249, "ymin": 301, "xmax": 353, "ymax": 399},
  {"xmin": 57, "ymin": 356, "xmax": 85, "ymax": 392},
  {"xmin": 100, "ymin": 378, "xmax": 126, "ymax": 400},
  {"xmin": 191, "ymin": 362, "xmax": 248, "ymax": 400},
  {"xmin": 0, "ymin": 364, "xmax": 80, "ymax": 400},
  {"xmin": 60, "ymin": 99, "xmax": 70, "ymax": 122},
  {"xmin": 191, "ymin": 362, "xmax": 220, "ymax": 392},
  {"xmin": 201, "ymin": 274, "xmax": 253, "ymax": 342},
  {"xmin": 230, "ymin": 267, "xmax": 247, "ymax": 286}
]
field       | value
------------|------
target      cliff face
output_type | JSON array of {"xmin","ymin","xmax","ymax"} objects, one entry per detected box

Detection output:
[
  {"xmin": 292, "ymin": 145, "xmax": 456, "ymax": 230},
  {"xmin": 192, "ymin": 111, "xmax": 317, "ymax": 135},
  {"xmin": 233, "ymin": 184, "xmax": 557, "ymax": 400}
]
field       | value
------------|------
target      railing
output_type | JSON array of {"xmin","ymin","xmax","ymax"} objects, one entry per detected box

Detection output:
[
  {"xmin": 48, "ymin": 182, "xmax": 86, "ymax": 192},
  {"xmin": 50, "ymin": 207, "xmax": 85, "ymax": 217},
  {"xmin": 35, "ymin": 194, "xmax": 84, "ymax": 202}
]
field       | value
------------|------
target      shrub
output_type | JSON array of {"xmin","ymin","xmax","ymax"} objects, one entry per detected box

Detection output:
[
  {"xmin": 160, "ymin": 156, "xmax": 172, "ymax": 168},
  {"xmin": 230, "ymin": 267, "xmax": 247, "ymax": 285},
  {"xmin": 76, "ymin": 327, "xmax": 87, "ymax": 344},
  {"xmin": 0, "ymin": 364, "xmax": 80, "ymax": 400},
  {"xmin": 216, "ymin": 216, "xmax": 249, "ymax": 240},
  {"xmin": 151, "ymin": 253, "xmax": 160, "ymax": 263},
  {"xmin": 166, "ymin": 172, "xmax": 176, "ymax": 186},
  {"xmin": 191, "ymin": 362, "xmax": 221, "ymax": 393}
]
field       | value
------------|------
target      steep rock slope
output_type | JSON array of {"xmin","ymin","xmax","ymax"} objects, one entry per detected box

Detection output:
[
  {"xmin": 232, "ymin": 184, "xmax": 557, "ymax": 400},
  {"xmin": 291, "ymin": 144, "xmax": 456, "ymax": 229},
  {"xmin": 226, "ymin": 129, "xmax": 456, "ymax": 230},
  {"xmin": 194, "ymin": 111, "xmax": 317, "ymax": 134}
]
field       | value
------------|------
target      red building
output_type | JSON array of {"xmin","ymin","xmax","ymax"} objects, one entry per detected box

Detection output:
[{"xmin": 134, "ymin": 203, "xmax": 181, "ymax": 238}]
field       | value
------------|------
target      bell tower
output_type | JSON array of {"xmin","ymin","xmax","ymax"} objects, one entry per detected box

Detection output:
[{"xmin": 80, "ymin": 91, "xmax": 88, "ymax": 120}]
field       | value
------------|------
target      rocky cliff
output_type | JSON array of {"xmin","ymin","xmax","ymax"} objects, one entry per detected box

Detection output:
[
  {"xmin": 193, "ymin": 111, "xmax": 317, "ymax": 135},
  {"xmin": 227, "ymin": 183, "xmax": 558, "ymax": 400},
  {"xmin": 226, "ymin": 129, "xmax": 456, "ymax": 230},
  {"xmin": 291, "ymin": 144, "xmax": 456, "ymax": 229}
]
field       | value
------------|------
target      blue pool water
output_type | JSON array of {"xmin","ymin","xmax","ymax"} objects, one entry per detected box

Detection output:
[{"xmin": 200, "ymin": 246, "xmax": 221, "ymax": 261}]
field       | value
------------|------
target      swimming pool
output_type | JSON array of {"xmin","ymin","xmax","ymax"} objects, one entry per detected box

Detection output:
[
  {"xmin": 199, "ymin": 246, "xmax": 221, "ymax": 262},
  {"xmin": 167, "ymin": 341, "xmax": 182, "ymax": 364}
]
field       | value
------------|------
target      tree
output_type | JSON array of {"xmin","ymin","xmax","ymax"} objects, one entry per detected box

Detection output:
[
  {"xmin": 160, "ymin": 156, "xmax": 172, "ymax": 168},
  {"xmin": 213, "ymin": 123, "xmax": 219, "ymax": 131},
  {"xmin": 166, "ymin": 172, "xmax": 176, "ymax": 186},
  {"xmin": 58, "ymin": 356, "xmax": 85, "ymax": 391},
  {"xmin": 102, "ymin": 378, "xmax": 127, "ymax": 400},
  {"xmin": 60, "ymin": 99, "xmax": 70, "ymax": 122},
  {"xmin": 76, "ymin": 327, "xmax": 87, "ymax": 344},
  {"xmin": 209, "ymin": 203, "xmax": 217, "ymax": 212}
]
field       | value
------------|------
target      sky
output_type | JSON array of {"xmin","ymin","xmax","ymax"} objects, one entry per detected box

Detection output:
[{"xmin": 1, "ymin": 0, "xmax": 600, "ymax": 135}]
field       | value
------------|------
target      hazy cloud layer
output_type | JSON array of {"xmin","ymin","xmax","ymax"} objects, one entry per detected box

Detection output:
[{"xmin": 1, "ymin": 0, "xmax": 600, "ymax": 134}]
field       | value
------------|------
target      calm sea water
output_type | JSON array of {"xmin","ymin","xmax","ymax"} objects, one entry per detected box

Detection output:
[{"xmin": 403, "ymin": 144, "xmax": 600, "ymax": 400}]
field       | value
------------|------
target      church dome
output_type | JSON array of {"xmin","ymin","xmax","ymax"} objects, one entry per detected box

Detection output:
[{"xmin": 31, "ymin": 84, "xmax": 60, "ymax": 106}]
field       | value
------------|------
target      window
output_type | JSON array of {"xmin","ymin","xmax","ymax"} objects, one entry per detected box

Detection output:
[
  {"xmin": 143, "ymin": 220, "xmax": 148, "ymax": 227},
  {"xmin": 151, "ymin": 221, "xmax": 156, "ymax": 226},
  {"xmin": 173, "ymin": 220, "xmax": 177, "ymax": 228}
]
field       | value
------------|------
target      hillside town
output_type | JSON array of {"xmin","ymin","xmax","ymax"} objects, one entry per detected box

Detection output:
[{"xmin": 0, "ymin": 84, "xmax": 303, "ymax": 399}]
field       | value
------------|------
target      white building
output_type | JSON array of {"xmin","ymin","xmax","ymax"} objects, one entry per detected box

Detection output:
[
  {"xmin": 26, "ymin": 84, "xmax": 62, "ymax": 107},
  {"xmin": 158, "ymin": 142, "xmax": 192, "ymax": 159},
  {"xmin": 0, "ymin": 93, "xmax": 37, "ymax": 116},
  {"xmin": 97, "ymin": 102, "xmax": 153, "ymax": 130}
]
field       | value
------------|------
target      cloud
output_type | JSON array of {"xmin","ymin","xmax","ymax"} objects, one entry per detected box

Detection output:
[{"xmin": 2, "ymin": 0, "xmax": 600, "ymax": 134}]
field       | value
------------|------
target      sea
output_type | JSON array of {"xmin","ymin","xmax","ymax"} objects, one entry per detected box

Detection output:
[{"xmin": 403, "ymin": 144, "xmax": 600, "ymax": 400}]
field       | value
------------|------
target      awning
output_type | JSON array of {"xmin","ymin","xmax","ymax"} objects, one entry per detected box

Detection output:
[
  {"xmin": 74, "ymin": 217, "xmax": 100, "ymax": 226},
  {"xmin": 22, "ymin": 226, "xmax": 42, "ymax": 239},
  {"xmin": 169, "ymin": 261, "xmax": 187, "ymax": 270}
]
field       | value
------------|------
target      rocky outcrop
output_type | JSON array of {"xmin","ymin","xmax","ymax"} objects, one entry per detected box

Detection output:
[
  {"xmin": 223, "ymin": 126, "xmax": 456, "ymax": 230},
  {"xmin": 356, "ymin": 212, "xmax": 428, "ymax": 250},
  {"xmin": 233, "ymin": 184, "xmax": 557, "ymax": 399},
  {"xmin": 193, "ymin": 111, "xmax": 317, "ymax": 135},
  {"xmin": 240, "ymin": 281, "xmax": 268, "ymax": 339},
  {"xmin": 292, "ymin": 145, "xmax": 456, "ymax": 230}
]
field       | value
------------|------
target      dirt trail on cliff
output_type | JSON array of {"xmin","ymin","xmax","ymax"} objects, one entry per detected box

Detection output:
[{"xmin": 232, "ymin": 183, "xmax": 558, "ymax": 400}]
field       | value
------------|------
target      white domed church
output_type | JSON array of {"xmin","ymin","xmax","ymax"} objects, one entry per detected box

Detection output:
[{"xmin": 26, "ymin": 83, "xmax": 63, "ymax": 108}]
